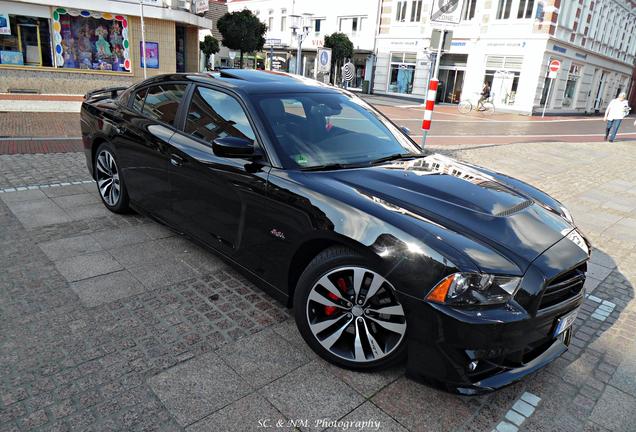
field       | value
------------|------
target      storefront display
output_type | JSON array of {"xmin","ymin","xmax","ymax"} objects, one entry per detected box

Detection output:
[
  {"xmin": 388, "ymin": 52, "xmax": 416, "ymax": 94},
  {"xmin": 0, "ymin": 14, "xmax": 52, "ymax": 67},
  {"xmin": 52, "ymin": 8, "xmax": 130, "ymax": 71}
]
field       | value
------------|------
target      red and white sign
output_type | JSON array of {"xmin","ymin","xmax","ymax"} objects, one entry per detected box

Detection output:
[
  {"xmin": 548, "ymin": 59, "xmax": 561, "ymax": 79},
  {"xmin": 422, "ymin": 79, "xmax": 439, "ymax": 130}
]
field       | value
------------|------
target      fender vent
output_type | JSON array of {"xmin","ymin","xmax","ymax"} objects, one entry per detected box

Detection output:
[{"xmin": 494, "ymin": 200, "xmax": 533, "ymax": 217}]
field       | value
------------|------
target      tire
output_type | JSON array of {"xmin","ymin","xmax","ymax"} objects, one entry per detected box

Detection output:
[
  {"xmin": 482, "ymin": 102, "xmax": 495, "ymax": 115},
  {"xmin": 94, "ymin": 142, "xmax": 130, "ymax": 214},
  {"xmin": 294, "ymin": 246, "xmax": 407, "ymax": 371},
  {"xmin": 457, "ymin": 100, "xmax": 472, "ymax": 114}
]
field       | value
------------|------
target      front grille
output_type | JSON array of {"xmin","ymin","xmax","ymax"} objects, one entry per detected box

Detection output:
[{"xmin": 538, "ymin": 263, "xmax": 587, "ymax": 310}]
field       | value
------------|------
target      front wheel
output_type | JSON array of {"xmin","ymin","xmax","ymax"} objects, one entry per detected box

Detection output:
[
  {"xmin": 94, "ymin": 143, "xmax": 130, "ymax": 213},
  {"xmin": 294, "ymin": 247, "xmax": 407, "ymax": 370},
  {"xmin": 457, "ymin": 100, "xmax": 472, "ymax": 114}
]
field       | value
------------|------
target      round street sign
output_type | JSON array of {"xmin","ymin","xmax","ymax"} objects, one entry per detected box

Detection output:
[{"xmin": 549, "ymin": 59, "xmax": 561, "ymax": 73}]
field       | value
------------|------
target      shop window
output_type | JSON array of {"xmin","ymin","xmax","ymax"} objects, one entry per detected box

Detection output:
[
  {"xmin": 142, "ymin": 84, "xmax": 187, "ymax": 126},
  {"xmin": 462, "ymin": 0, "xmax": 477, "ymax": 21},
  {"xmin": 496, "ymin": 0, "xmax": 513, "ymax": 19},
  {"xmin": 52, "ymin": 8, "xmax": 130, "ymax": 71},
  {"xmin": 388, "ymin": 52, "xmax": 416, "ymax": 94},
  {"xmin": 562, "ymin": 64, "xmax": 581, "ymax": 107},
  {"xmin": 0, "ymin": 15, "xmax": 53, "ymax": 67},
  {"xmin": 484, "ymin": 69, "xmax": 520, "ymax": 105},
  {"xmin": 185, "ymin": 87, "xmax": 256, "ymax": 144},
  {"xmin": 517, "ymin": 0, "xmax": 535, "ymax": 19}
]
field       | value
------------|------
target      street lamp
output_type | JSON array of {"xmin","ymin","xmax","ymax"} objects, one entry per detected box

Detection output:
[{"xmin": 290, "ymin": 13, "xmax": 312, "ymax": 76}]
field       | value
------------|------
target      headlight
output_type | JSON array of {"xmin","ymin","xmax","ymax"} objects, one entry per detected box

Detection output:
[
  {"xmin": 426, "ymin": 273, "xmax": 520, "ymax": 306},
  {"xmin": 560, "ymin": 205, "xmax": 574, "ymax": 224}
]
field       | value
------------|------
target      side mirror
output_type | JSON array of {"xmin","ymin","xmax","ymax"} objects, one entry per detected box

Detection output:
[
  {"xmin": 400, "ymin": 126, "xmax": 411, "ymax": 135},
  {"xmin": 212, "ymin": 136, "xmax": 257, "ymax": 158}
]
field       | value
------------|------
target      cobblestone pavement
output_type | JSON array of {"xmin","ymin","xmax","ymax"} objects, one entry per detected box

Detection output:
[
  {"xmin": 0, "ymin": 153, "xmax": 90, "ymax": 190},
  {"xmin": 1, "ymin": 141, "xmax": 636, "ymax": 431}
]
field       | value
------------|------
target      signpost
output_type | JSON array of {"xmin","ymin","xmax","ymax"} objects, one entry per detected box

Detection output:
[
  {"xmin": 265, "ymin": 38, "xmax": 281, "ymax": 71},
  {"xmin": 422, "ymin": 0, "xmax": 461, "ymax": 147},
  {"xmin": 542, "ymin": 59, "xmax": 561, "ymax": 117}
]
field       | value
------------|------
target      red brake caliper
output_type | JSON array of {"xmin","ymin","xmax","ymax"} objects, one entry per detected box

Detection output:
[{"xmin": 324, "ymin": 277, "xmax": 348, "ymax": 316}]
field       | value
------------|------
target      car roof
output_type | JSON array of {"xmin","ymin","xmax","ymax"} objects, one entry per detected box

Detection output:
[{"xmin": 136, "ymin": 70, "xmax": 342, "ymax": 96}]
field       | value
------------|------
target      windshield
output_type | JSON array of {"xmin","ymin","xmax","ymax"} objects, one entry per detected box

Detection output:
[{"xmin": 253, "ymin": 92, "xmax": 422, "ymax": 169}]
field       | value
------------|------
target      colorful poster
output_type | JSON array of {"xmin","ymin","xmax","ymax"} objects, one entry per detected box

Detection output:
[
  {"xmin": 0, "ymin": 50, "xmax": 24, "ymax": 65},
  {"xmin": 140, "ymin": 41, "xmax": 159, "ymax": 68},
  {"xmin": 0, "ymin": 13, "xmax": 10, "ymax": 35}
]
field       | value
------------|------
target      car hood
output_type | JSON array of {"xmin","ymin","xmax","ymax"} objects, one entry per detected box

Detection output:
[{"xmin": 310, "ymin": 154, "xmax": 574, "ymax": 271}]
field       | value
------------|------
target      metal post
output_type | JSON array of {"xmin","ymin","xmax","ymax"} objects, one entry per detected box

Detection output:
[
  {"xmin": 542, "ymin": 78, "xmax": 553, "ymax": 118},
  {"xmin": 269, "ymin": 46, "xmax": 274, "ymax": 71},
  {"xmin": 296, "ymin": 34, "xmax": 303, "ymax": 75},
  {"xmin": 421, "ymin": 52, "xmax": 436, "ymax": 148},
  {"xmin": 139, "ymin": 0, "xmax": 147, "ymax": 79}
]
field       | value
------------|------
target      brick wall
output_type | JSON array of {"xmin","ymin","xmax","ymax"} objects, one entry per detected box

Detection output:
[{"xmin": 128, "ymin": 17, "xmax": 177, "ymax": 79}]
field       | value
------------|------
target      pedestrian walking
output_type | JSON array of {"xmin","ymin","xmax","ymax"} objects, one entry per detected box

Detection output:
[{"xmin": 604, "ymin": 92, "xmax": 630, "ymax": 142}]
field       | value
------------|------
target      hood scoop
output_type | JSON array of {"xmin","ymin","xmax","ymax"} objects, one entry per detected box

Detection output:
[{"xmin": 494, "ymin": 199, "xmax": 534, "ymax": 217}]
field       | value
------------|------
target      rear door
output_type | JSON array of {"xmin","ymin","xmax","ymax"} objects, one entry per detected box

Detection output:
[
  {"xmin": 167, "ymin": 85, "xmax": 271, "ymax": 262},
  {"xmin": 115, "ymin": 82, "xmax": 188, "ymax": 220}
]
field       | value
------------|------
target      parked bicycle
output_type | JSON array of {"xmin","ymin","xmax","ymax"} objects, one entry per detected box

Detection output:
[{"xmin": 458, "ymin": 92, "xmax": 495, "ymax": 115}]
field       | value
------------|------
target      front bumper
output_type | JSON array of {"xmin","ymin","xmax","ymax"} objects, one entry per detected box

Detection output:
[
  {"xmin": 403, "ymin": 291, "xmax": 582, "ymax": 394},
  {"xmin": 402, "ymin": 233, "xmax": 589, "ymax": 394}
]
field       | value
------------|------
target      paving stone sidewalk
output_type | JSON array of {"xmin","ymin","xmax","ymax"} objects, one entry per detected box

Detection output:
[{"xmin": 1, "ymin": 141, "xmax": 636, "ymax": 431}]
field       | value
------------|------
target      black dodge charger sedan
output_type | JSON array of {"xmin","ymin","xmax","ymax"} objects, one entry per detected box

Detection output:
[{"xmin": 80, "ymin": 70, "xmax": 590, "ymax": 394}]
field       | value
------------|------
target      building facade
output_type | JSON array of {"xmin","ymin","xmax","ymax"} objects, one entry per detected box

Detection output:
[
  {"xmin": 374, "ymin": 0, "xmax": 636, "ymax": 115},
  {"xmin": 227, "ymin": 0, "xmax": 380, "ymax": 89},
  {"xmin": 0, "ymin": 0, "xmax": 212, "ymax": 94}
]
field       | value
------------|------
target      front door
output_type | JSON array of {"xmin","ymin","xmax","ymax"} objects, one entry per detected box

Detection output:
[
  {"xmin": 114, "ymin": 82, "xmax": 187, "ymax": 220},
  {"xmin": 168, "ymin": 85, "xmax": 270, "ymax": 258}
]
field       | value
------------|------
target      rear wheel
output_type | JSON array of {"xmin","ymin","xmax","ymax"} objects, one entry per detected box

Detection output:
[
  {"xmin": 457, "ymin": 100, "xmax": 472, "ymax": 114},
  {"xmin": 294, "ymin": 247, "xmax": 407, "ymax": 370},
  {"xmin": 94, "ymin": 142, "xmax": 130, "ymax": 213},
  {"xmin": 482, "ymin": 102, "xmax": 495, "ymax": 115}
]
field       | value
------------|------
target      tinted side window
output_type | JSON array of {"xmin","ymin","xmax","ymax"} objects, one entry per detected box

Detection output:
[
  {"xmin": 132, "ymin": 88, "xmax": 147, "ymax": 112},
  {"xmin": 142, "ymin": 84, "xmax": 187, "ymax": 125},
  {"xmin": 184, "ymin": 87, "xmax": 256, "ymax": 144}
]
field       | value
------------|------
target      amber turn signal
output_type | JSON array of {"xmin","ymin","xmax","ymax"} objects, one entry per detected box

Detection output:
[{"xmin": 426, "ymin": 274, "xmax": 455, "ymax": 303}]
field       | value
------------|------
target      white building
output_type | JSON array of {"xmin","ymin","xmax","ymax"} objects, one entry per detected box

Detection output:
[
  {"xmin": 227, "ymin": 0, "xmax": 380, "ymax": 88},
  {"xmin": 373, "ymin": 0, "xmax": 636, "ymax": 114}
]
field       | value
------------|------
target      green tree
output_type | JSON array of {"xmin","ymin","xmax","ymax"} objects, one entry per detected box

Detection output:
[
  {"xmin": 199, "ymin": 35, "xmax": 220, "ymax": 70},
  {"xmin": 217, "ymin": 10, "xmax": 267, "ymax": 68},
  {"xmin": 324, "ymin": 32, "xmax": 354, "ymax": 84}
]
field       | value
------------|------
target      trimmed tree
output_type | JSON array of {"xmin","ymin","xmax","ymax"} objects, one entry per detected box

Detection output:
[
  {"xmin": 217, "ymin": 10, "xmax": 267, "ymax": 68},
  {"xmin": 324, "ymin": 32, "xmax": 354, "ymax": 85},
  {"xmin": 199, "ymin": 35, "xmax": 220, "ymax": 70}
]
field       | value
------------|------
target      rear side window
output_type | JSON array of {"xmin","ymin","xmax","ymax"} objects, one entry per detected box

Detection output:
[
  {"xmin": 141, "ymin": 84, "xmax": 187, "ymax": 125},
  {"xmin": 132, "ymin": 88, "xmax": 147, "ymax": 112},
  {"xmin": 184, "ymin": 86, "xmax": 256, "ymax": 143}
]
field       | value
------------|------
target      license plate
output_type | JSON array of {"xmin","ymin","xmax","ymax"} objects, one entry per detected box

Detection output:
[{"xmin": 553, "ymin": 309, "xmax": 578, "ymax": 337}]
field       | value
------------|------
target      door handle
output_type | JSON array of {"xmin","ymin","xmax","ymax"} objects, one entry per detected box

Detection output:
[{"xmin": 170, "ymin": 154, "xmax": 185, "ymax": 167}]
